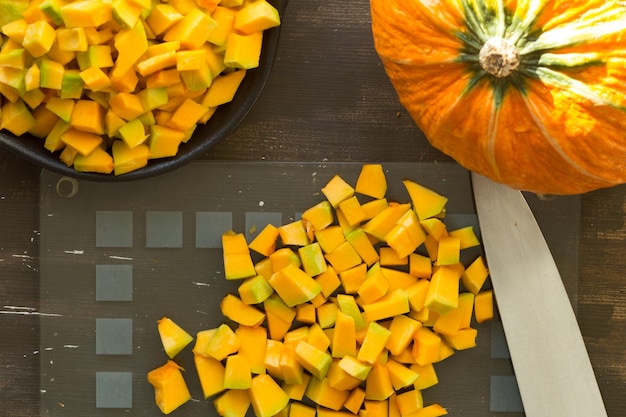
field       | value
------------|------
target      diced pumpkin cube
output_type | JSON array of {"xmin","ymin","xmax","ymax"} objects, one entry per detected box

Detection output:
[
  {"xmin": 412, "ymin": 327, "xmax": 442, "ymax": 366},
  {"xmin": 146, "ymin": 4, "xmax": 183, "ymax": 36},
  {"xmin": 365, "ymin": 362, "xmax": 394, "ymax": 401},
  {"xmin": 269, "ymin": 247, "xmax": 301, "ymax": 272},
  {"xmin": 207, "ymin": 5, "xmax": 236, "ymax": 46},
  {"xmin": 330, "ymin": 311, "xmax": 356, "ymax": 358},
  {"xmin": 396, "ymin": 389, "xmax": 424, "ymax": 416},
  {"xmin": 75, "ymin": 146, "xmax": 115, "ymax": 173},
  {"xmin": 157, "ymin": 317, "xmax": 193, "ymax": 359},
  {"xmin": 345, "ymin": 228, "xmax": 379, "ymax": 268},
  {"xmin": 118, "ymin": 118, "xmax": 147, "ymax": 148},
  {"xmin": 235, "ymin": 325, "xmax": 267, "ymax": 375},
  {"xmin": 220, "ymin": 293, "xmax": 266, "ymax": 326},
  {"xmin": 165, "ymin": 97, "xmax": 209, "ymax": 131},
  {"xmin": 357, "ymin": 262, "xmax": 389, "ymax": 304},
  {"xmin": 280, "ymin": 343, "xmax": 304, "ymax": 385},
  {"xmin": 111, "ymin": 140, "xmax": 150, "ymax": 175},
  {"xmin": 336, "ymin": 293, "xmax": 366, "ymax": 331},
  {"xmin": 289, "ymin": 402, "xmax": 316, "ymax": 417},
  {"xmin": 295, "ymin": 340, "xmax": 332, "ymax": 379},
  {"xmin": 147, "ymin": 360, "xmax": 191, "ymax": 415},
  {"xmin": 295, "ymin": 302, "xmax": 316, "ymax": 324},
  {"xmin": 194, "ymin": 354, "xmax": 225, "ymax": 398},
  {"xmin": 22, "ymin": 21, "xmax": 56, "ymax": 58},
  {"xmin": 385, "ymin": 314, "xmax": 421, "ymax": 356},
  {"xmin": 223, "ymin": 354, "xmax": 252, "ymax": 389},
  {"xmin": 56, "ymin": 27, "xmax": 88, "ymax": 52},
  {"xmin": 386, "ymin": 359, "xmax": 419, "ymax": 390},
  {"xmin": 315, "ymin": 225, "xmax": 345, "ymax": 254},
  {"xmin": 420, "ymin": 217, "xmax": 448, "ymax": 240},
  {"xmin": 164, "ymin": 8, "xmax": 217, "ymax": 49},
  {"xmin": 248, "ymin": 223, "xmax": 279, "ymax": 256},
  {"xmin": 362, "ymin": 203, "xmax": 411, "ymax": 241},
  {"xmin": 249, "ymin": 374, "xmax": 290, "ymax": 417},
  {"xmin": 223, "ymin": 30, "xmax": 263, "ymax": 69},
  {"xmin": 409, "ymin": 253, "xmax": 432, "ymax": 279},
  {"xmin": 411, "ymin": 362, "xmax": 439, "ymax": 390},
  {"xmin": 403, "ymin": 179, "xmax": 448, "ymax": 220},
  {"xmin": 79, "ymin": 66, "xmax": 111, "ymax": 91},
  {"xmin": 148, "ymin": 124, "xmax": 185, "ymax": 158},
  {"xmin": 137, "ymin": 50, "xmax": 178, "ymax": 76},
  {"xmin": 268, "ymin": 263, "xmax": 322, "ymax": 307},
  {"xmin": 234, "ymin": 0, "xmax": 280, "ymax": 35},
  {"xmin": 283, "ymin": 372, "xmax": 311, "ymax": 401},
  {"xmin": 339, "ymin": 263, "xmax": 367, "ymax": 295},
  {"xmin": 315, "ymin": 267, "xmax": 341, "ymax": 298},
  {"xmin": 474, "ymin": 289, "xmax": 494, "ymax": 323},
  {"xmin": 109, "ymin": 92, "xmax": 145, "ymax": 121},
  {"xmin": 321, "ymin": 174, "xmax": 354, "ymax": 208},
  {"xmin": 201, "ymin": 68, "xmax": 247, "ymax": 107},
  {"xmin": 39, "ymin": 58, "xmax": 64, "ymax": 89},
  {"xmin": 222, "ymin": 231, "xmax": 256, "ymax": 280},
  {"xmin": 110, "ymin": 21, "xmax": 147, "ymax": 82},
  {"xmin": 424, "ymin": 265, "xmax": 460, "ymax": 315},
  {"xmin": 299, "ymin": 242, "xmax": 327, "ymax": 277},
  {"xmin": 356, "ymin": 164, "xmax": 387, "ymax": 199},
  {"xmin": 1, "ymin": 99, "xmax": 35, "ymax": 135},
  {"xmin": 1, "ymin": 19, "xmax": 27, "ymax": 44},
  {"xmin": 264, "ymin": 293, "xmax": 297, "ymax": 324},
  {"xmin": 60, "ymin": 0, "xmax": 113, "ymax": 28},
  {"xmin": 461, "ymin": 255, "xmax": 489, "ymax": 294},
  {"xmin": 44, "ymin": 119, "xmax": 70, "ymax": 152},
  {"xmin": 448, "ymin": 225, "xmax": 480, "ymax": 249},
  {"xmin": 457, "ymin": 291, "xmax": 475, "ymax": 329},
  {"xmin": 28, "ymin": 104, "xmax": 58, "ymax": 138},
  {"xmin": 60, "ymin": 128, "xmax": 102, "ymax": 156},
  {"xmin": 443, "ymin": 327, "xmax": 478, "ymax": 350},
  {"xmin": 237, "ymin": 274, "xmax": 274, "ymax": 305},
  {"xmin": 77, "ymin": 45, "xmax": 114, "ymax": 70},
  {"xmin": 343, "ymin": 386, "xmax": 366, "ymax": 414},
  {"xmin": 203, "ymin": 323, "xmax": 240, "ymax": 360},
  {"xmin": 305, "ymin": 376, "xmax": 350, "ymax": 411},
  {"xmin": 362, "ymin": 288, "xmax": 409, "ymax": 322},
  {"xmin": 436, "ymin": 236, "xmax": 461, "ymax": 266},
  {"xmin": 302, "ymin": 200, "xmax": 334, "ymax": 231},
  {"xmin": 357, "ymin": 321, "xmax": 391, "ymax": 365},
  {"xmin": 379, "ymin": 246, "xmax": 408, "ymax": 266},
  {"xmin": 214, "ymin": 389, "xmax": 250, "ymax": 417},
  {"xmin": 316, "ymin": 300, "xmax": 338, "ymax": 329},
  {"xmin": 278, "ymin": 219, "xmax": 310, "ymax": 246},
  {"xmin": 325, "ymin": 240, "xmax": 362, "ymax": 274}
]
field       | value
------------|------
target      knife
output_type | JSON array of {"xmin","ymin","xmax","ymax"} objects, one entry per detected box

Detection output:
[{"xmin": 471, "ymin": 172, "xmax": 607, "ymax": 417}]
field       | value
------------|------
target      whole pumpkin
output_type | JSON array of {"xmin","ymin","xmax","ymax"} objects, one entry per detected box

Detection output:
[{"xmin": 371, "ymin": 0, "xmax": 626, "ymax": 194}]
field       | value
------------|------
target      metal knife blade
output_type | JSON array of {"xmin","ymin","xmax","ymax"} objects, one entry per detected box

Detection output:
[{"xmin": 471, "ymin": 172, "xmax": 607, "ymax": 417}]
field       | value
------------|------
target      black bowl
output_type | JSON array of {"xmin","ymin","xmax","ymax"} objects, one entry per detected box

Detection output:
[{"xmin": 0, "ymin": 0, "xmax": 290, "ymax": 181}]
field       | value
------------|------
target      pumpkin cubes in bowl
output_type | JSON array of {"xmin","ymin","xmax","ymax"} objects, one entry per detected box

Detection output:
[{"xmin": 0, "ymin": 0, "xmax": 281, "ymax": 176}]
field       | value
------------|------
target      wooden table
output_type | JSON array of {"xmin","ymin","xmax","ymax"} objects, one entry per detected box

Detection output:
[{"xmin": 1, "ymin": 1, "xmax": 624, "ymax": 416}]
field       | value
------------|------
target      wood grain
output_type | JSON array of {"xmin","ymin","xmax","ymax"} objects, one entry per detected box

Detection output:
[{"xmin": 0, "ymin": 0, "xmax": 625, "ymax": 416}]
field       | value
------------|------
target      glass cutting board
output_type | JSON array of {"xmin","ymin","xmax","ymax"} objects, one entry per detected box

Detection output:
[{"xmin": 39, "ymin": 161, "xmax": 580, "ymax": 417}]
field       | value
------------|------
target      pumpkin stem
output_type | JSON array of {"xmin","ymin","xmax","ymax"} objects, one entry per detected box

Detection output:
[{"xmin": 479, "ymin": 38, "xmax": 520, "ymax": 78}]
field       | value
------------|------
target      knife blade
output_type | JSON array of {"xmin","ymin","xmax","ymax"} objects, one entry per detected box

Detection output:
[{"xmin": 471, "ymin": 172, "xmax": 607, "ymax": 417}]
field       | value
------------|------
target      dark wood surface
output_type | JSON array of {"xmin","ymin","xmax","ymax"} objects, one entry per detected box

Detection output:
[{"xmin": 1, "ymin": 1, "xmax": 625, "ymax": 416}]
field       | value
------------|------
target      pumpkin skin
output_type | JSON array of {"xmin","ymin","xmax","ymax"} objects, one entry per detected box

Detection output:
[{"xmin": 371, "ymin": 0, "xmax": 626, "ymax": 194}]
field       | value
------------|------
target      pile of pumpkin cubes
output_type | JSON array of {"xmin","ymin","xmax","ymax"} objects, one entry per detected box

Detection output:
[{"xmin": 148, "ymin": 164, "xmax": 494, "ymax": 416}]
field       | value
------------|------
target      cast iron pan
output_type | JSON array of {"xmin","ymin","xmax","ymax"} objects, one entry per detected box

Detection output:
[{"xmin": 0, "ymin": 0, "xmax": 290, "ymax": 181}]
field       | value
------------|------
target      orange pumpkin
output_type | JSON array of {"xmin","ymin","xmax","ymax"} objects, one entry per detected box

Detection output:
[{"xmin": 371, "ymin": 0, "xmax": 626, "ymax": 194}]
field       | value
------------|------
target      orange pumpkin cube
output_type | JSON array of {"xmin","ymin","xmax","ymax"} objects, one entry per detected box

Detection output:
[
  {"xmin": 249, "ymin": 374, "xmax": 290, "ymax": 417},
  {"xmin": 147, "ymin": 360, "xmax": 191, "ymax": 415}
]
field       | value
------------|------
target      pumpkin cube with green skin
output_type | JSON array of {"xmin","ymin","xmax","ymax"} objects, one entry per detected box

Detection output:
[
  {"xmin": 268, "ymin": 263, "xmax": 322, "ymax": 307},
  {"xmin": 403, "ymin": 179, "xmax": 448, "ymax": 220},
  {"xmin": 214, "ymin": 388, "xmax": 250, "ymax": 417},
  {"xmin": 220, "ymin": 293, "xmax": 265, "ymax": 326},
  {"xmin": 234, "ymin": 0, "xmax": 280, "ymax": 35},
  {"xmin": 237, "ymin": 274, "xmax": 274, "ymax": 305},
  {"xmin": 294, "ymin": 340, "xmax": 332, "ymax": 380},
  {"xmin": 424, "ymin": 265, "xmax": 460, "ymax": 315},
  {"xmin": 302, "ymin": 200, "xmax": 334, "ymax": 231},
  {"xmin": 203, "ymin": 323, "xmax": 240, "ymax": 360},
  {"xmin": 298, "ymin": 242, "xmax": 327, "ymax": 277},
  {"xmin": 223, "ymin": 354, "xmax": 252, "ymax": 389},
  {"xmin": 357, "ymin": 321, "xmax": 391, "ymax": 365},
  {"xmin": 222, "ymin": 231, "xmax": 256, "ymax": 280},
  {"xmin": 157, "ymin": 317, "xmax": 193, "ymax": 359}
]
